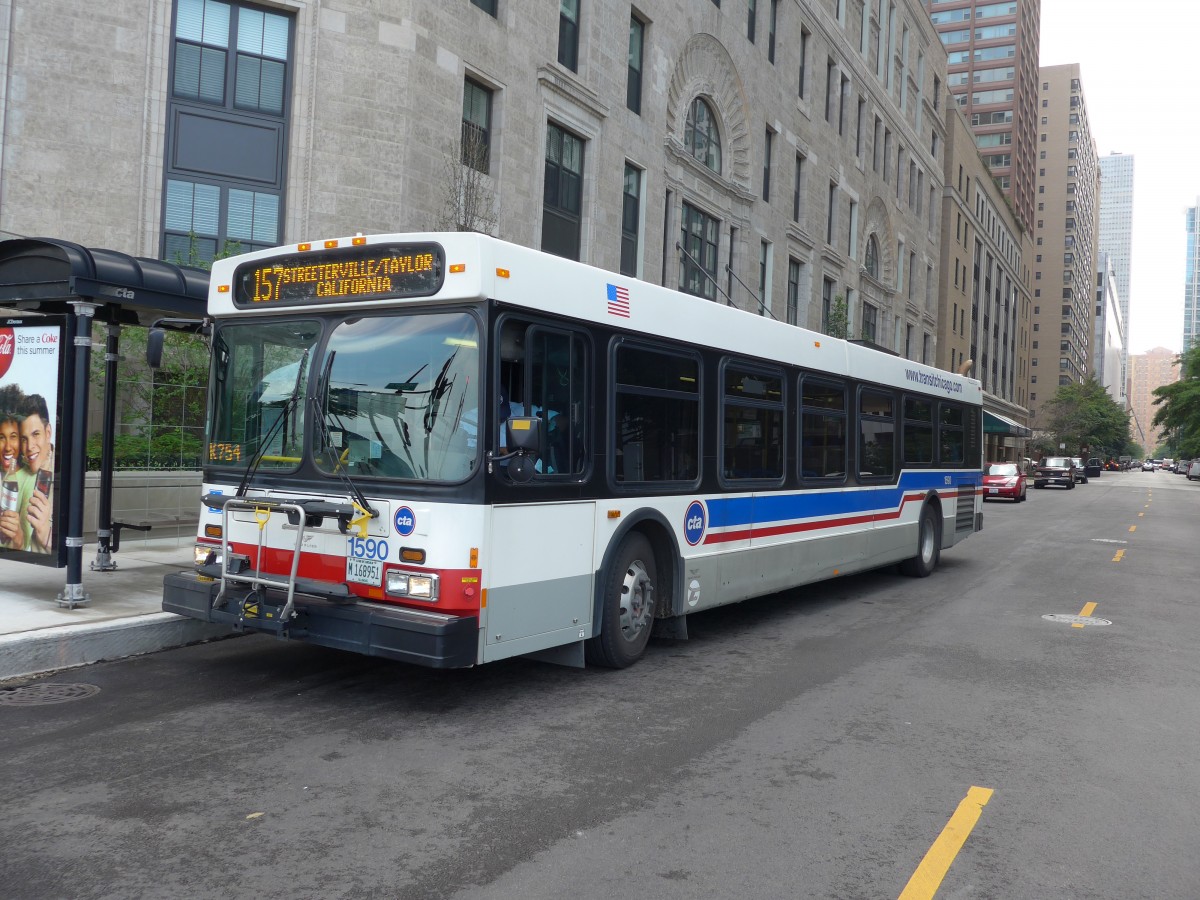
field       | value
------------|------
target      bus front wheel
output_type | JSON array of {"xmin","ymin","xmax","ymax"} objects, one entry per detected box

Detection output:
[
  {"xmin": 900, "ymin": 503, "xmax": 941, "ymax": 578},
  {"xmin": 587, "ymin": 533, "xmax": 657, "ymax": 668}
]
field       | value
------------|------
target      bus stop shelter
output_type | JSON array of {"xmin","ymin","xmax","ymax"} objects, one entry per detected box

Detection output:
[{"xmin": 0, "ymin": 237, "xmax": 208, "ymax": 606}]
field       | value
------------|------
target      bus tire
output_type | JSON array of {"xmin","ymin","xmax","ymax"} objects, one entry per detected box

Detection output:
[
  {"xmin": 586, "ymin": 532, "xmax": 657, "ymax": 668},
  {"xmin": 900, "ymin": 503, "xmax": 941, "ymax": 578}
]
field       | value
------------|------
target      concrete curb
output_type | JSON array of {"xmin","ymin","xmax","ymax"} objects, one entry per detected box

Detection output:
[{"xmin": 0, "ymin": 614, "xmax": 233, "ymax": 681}]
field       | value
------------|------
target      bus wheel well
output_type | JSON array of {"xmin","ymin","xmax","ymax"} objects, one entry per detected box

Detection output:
[{"xmin": 628, "ymin": 521, "xmax": 678, "ymax": 619}]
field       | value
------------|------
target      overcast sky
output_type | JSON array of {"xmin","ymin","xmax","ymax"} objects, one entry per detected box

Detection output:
[{"xmin": 1039, "ymin": 0, "xmax": 1200, "ymax": 355}]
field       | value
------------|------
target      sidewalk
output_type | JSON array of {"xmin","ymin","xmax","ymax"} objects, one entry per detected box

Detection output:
[{"xmin": 0, "ymin": 537, "xmax": 230, "ymax": 682}]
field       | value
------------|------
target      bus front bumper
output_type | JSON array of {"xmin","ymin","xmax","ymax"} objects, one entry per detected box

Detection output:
[{"xmin": 163, "ymin": 572, "xmax": 478, "ymax": 668}]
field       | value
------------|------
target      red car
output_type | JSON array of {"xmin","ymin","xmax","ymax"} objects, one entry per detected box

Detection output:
[{"xmin": 983, "ymin": 462, "xmax": 1027, "ymax": 502}]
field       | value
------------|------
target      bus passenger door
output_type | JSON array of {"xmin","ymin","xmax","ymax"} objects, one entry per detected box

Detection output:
[{"xmin": 484, "ymin": 502, "xmax": 596, "ymax": 663}]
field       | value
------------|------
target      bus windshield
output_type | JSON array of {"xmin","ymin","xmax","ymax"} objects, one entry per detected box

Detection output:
[
  {"xmin": 315, "ymin": 312, "xmax": 480, "ymax": 481},
  {"xmin": 207, "ymin": 320, "xmax": 321, "ymax": 470}
]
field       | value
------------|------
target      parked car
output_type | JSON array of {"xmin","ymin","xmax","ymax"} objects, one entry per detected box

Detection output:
[
  {"xmin": 983, "ymin": 462, "xmax": 1027, "ymax": 502},
  {"xmin": 1142, "ymin": 459, "xmax": 1155, "ymax": 472},
  {"xmin": 1069, "ymin": 457, "xmax": 1089, "ymax": 484},
  {"xmin": 1188, "ymin": 459, "xmax": 1200, "ymax": 481},
  {"xmin": 1034, "ymin": 456, "xmax": 1077, "ymax": 489},
  {"xmin": 1085, "ymin": 457, "xmax": 1103, "ymax": 477}
]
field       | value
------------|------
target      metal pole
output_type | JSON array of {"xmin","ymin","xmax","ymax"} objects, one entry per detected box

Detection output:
[
  {"xmin": 91, "ymin": 321, "xmax": 120, "ymax": 571},
  {"xmin": 58, "ymin": 301, "xmax": 96, "ymax": 608}
]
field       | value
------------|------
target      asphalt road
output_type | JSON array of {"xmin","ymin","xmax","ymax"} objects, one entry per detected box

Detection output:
[{"xmin": 2, "ymin": 469, "xmax": 1199, "ymax": 900}]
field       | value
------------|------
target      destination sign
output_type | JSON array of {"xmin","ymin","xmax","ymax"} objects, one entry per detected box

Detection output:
[{"xmin": 234, "ymin": 243, "xmax": 445, "ymax": 307}]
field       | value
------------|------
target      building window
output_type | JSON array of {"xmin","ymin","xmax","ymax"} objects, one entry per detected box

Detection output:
[
  {"xmin": 798, "ymin": 26, "xmax": 810, "ymax": 98},
  {"xmin": 685, "ymin": 98, "xmax": 722, "ymax": 173},
  {"xmin": 847, "ymin": 200, "xmax": 858, "ymax": 259},
  {"xmin": 461, "ymin": 78, "xmax": 492, "ymax": 173},
  {"xmin": 470, "ymin": 0, "xmax": 496, "ymax": 14},
  {"xmin": 768, "ymin": 0, "xmax": 778, "ymax": 63},
  {"xmin": 758, "ymin": 240, "xmax": 772, "ymax": 315},
  {"xmin": 825, "ymin": 58, "xmax": 837, "ymax": 123},
  {"xmin": 164, "ymin": 0, "xmax": 292, "ymax": 263},
  {"xmin": 680, "ymin": 202, "xmax": 719, "ymax": 300},
  {"xmin": 558, "ymin": 0, "xmax": 579, "ymax": 72},
  {"xmin": 542, "ymin": 122, "xmax": 584, "ymax": 261},
  {"xmin": 626, "ymin": 14, "xmax": 644, "ymax": 114},
  {"xmin": 620, "ymin": 163, "xmax": 642, "ymax": 277},
  {"xmin": 864, "ymin": 234, "xmax": 879, "ymax": 278},
  {"xmin": 821, "ymin": 276, "xmax": 835, "ymax": 333},
  {"xmin": 787, "ymin": 258, "xmax": 803, "ymax": 325},
  {"xmin": 826, "ymin": 181, "xmax": 837, "ymax": 245},
  {"xmin": 762, "ymin": 128, "xmax": 774, "ymax": 201},
  {"xmin": 862, "ymin": 302, "xmax": 878, "ymax": 342},
  {"xmin": 747, "ymin": 0, "xmax": 756, "ymax": 43},
  {"xmin": 793, "ymin": 152, "xmax": 806, "ymax": 223}
]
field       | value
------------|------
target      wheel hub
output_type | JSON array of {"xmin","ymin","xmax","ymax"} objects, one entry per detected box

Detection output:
[{"xmin": 619, "ymin": 559, "xmax": 654, "ymax": 641}]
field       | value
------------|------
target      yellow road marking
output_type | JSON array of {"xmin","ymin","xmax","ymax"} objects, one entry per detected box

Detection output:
[
  {"xmin": 1138, "ymin": 512, "xmax": 1144, "ymax": 517},
  {"xmin": 1129, "ymin": 525, "xmax": 1136, "ymax": 533},
  {"xmin": 1113, "ymin": 549, "xmax": 1125, "ymax": 562},
  {"xmin": 899, "ymin": 786, "xmax": 994, "ymax": 900},
  {"xmin": 1073, "ymin": 602, "xmax": 1097, "ymax": 628}
]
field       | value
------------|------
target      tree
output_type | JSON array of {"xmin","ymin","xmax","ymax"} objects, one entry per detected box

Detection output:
[
  {"xmin": 1151, "ymin": 344, "xmax": 1200, "ymax": 459},
  {"xmin": 825, "ymin": 293, "xmax": 849, "ymax": 339},
  {"xmin": 1043, "ymin": 376, "xmax": 1133, "ymax": 458},
  {"xmin": 436, "ymin": 126, "xmax": 498, "ymax": 234}
]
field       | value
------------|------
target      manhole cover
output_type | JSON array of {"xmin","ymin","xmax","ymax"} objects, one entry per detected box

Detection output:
[
  {"xmin": 1042, "ymin": 614, "xmax": 1112, "ymax": 627},
  {"xmin": 0, "ymin": 683, "xmax": 101, "ymax": 706}
]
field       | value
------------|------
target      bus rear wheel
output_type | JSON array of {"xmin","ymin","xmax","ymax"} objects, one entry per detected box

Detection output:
[
  {"xmin": 900, "ymin": 503, "xmax": 941, "ymax": 578},
  {"xmin": 586, "ymin": 532, "xmax": 657, "ymax": 668}
]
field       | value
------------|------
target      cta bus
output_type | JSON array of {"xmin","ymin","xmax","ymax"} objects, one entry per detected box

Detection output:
[{"xmin": 161, "ymin": 232, "xmax": 983, "ymax": 669}]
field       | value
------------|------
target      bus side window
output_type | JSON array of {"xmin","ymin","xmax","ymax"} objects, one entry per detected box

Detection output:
[{"xmin": 939, "ymin": 403, "xmax": 965, "ymax": 465}]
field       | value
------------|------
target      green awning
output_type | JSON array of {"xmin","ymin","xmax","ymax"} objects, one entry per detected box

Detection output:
[{"xmin": 984, "ymin": 410, "xmax": 1031, "ymax": 438}]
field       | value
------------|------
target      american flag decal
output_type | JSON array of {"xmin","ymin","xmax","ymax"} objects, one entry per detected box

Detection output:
[{"xmin": 606, "ymin": 283, "xmax": 630, "ymax": 318}]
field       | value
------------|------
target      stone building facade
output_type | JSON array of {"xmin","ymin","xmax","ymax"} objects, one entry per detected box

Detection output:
[
  {"xmin": 935, "ymin": 100, "xmax": 1032, "ymax": 462},
  {"xmin": 0, "ymin": 0, "xmax": 948, "ymax": 353}
]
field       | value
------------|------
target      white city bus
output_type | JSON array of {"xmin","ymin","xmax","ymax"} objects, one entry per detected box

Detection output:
[{"xmin": 162, "ymin": 232, "xmax": 983, "ymax": 669}]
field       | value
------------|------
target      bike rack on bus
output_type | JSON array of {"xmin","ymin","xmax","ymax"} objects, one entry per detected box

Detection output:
[{"xmin": 212, "ymin": 497, "xmax": 309, "ymax": 632}]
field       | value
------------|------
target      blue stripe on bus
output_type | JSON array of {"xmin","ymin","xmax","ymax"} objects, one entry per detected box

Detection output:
[{"xmin": 704, "ymin": 471, "xmax": 978, "ymax": 529}]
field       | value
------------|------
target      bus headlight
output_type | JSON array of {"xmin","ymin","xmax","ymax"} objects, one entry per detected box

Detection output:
[
  {"xmin": 386, "ymin": 570, "xmax": 439, "ymax": 601},
  {"xmin": 195, "ymin": 543, "xmax": 217, "ymax": 567}
]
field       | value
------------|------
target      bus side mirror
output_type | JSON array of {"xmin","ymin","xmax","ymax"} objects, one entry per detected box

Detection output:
[
  {"xmin": 499, "ymin": 416, "xmax": 542, "ymax": 484},
  {"xmin": 146, "ymin": 327, "xmax": 166, "ymax": 369}
]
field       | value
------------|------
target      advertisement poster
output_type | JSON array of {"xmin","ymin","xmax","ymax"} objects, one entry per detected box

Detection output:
[{"xmin": 0, "ymin": 318, "xmax": 63, "ymax": 562}]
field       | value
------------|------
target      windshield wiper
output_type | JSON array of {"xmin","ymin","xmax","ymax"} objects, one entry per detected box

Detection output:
[
  {"xmin": 235, "ymin": 348, "xmax": 309, "ymax": 499},
  {"xmin": 312, "ymin": 351, "xmax": 377, "ymax": 521}
]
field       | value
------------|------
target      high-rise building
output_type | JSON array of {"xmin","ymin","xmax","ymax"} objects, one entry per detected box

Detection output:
[
  {"xmin": 1127, "ymin": 347, "xmax": 1180, "ymax": 453},
  {"xmin": 1093, "ymin": 253, "xmax": 1125, "ymax": 406},
  {"xmin": 1098, "ymin": 152, "xmax": 1134, "ymax": 393},
  {"xmin": 1185, "ymin": 200, "xmax": 1200, "ymax": 351},
  {"xmin": 1027, "ymin": 64, "xmax": 1099, "ymax": 426},
  {"xmin": 923, "ymin": 0, "xmax": 1041, "ymax": 230}
]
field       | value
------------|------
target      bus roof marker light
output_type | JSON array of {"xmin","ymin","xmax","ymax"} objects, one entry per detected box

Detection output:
[
  {"xmin": 324, "ymin": 240, "xmax": 339, "ymax": 249},
  {"xmin": 496, "ymin": 268, "xmax": 510, "ymax": 278},
  {"xmin": 217, "ymin": 284, "xmax": 230, "ymax": 293},
  {"xmin": 297, "ymin": 243, "xmax": 311, "ymax": 251},
  {"xmin": 814, "ymin": 341, "xmax": 821, "ymax": 348},
  {"xmin": 352, "ymin": 236, "xmax": 367, "ymax": 246},
  {"xmin": 449, "ymin": 263, "xmax": 466, "ymax": 274}
]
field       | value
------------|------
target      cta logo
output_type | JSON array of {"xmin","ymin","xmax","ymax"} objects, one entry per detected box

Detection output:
[
  {"xmin": 393, "ymin": 506, "xmax": 416, "ymax": 536},
  {"xmin": 683, "ymin": 500, "xmax": 706, "ymax": 546}
]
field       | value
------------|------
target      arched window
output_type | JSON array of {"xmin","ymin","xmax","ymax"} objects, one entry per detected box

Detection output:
[
  {"xmin": 684, "ymin": 97, "xmax": 722, "ymax": 173},
  {"xmin": 864, "ymin": 234, "xmax": 880, "ymax": 278}
]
